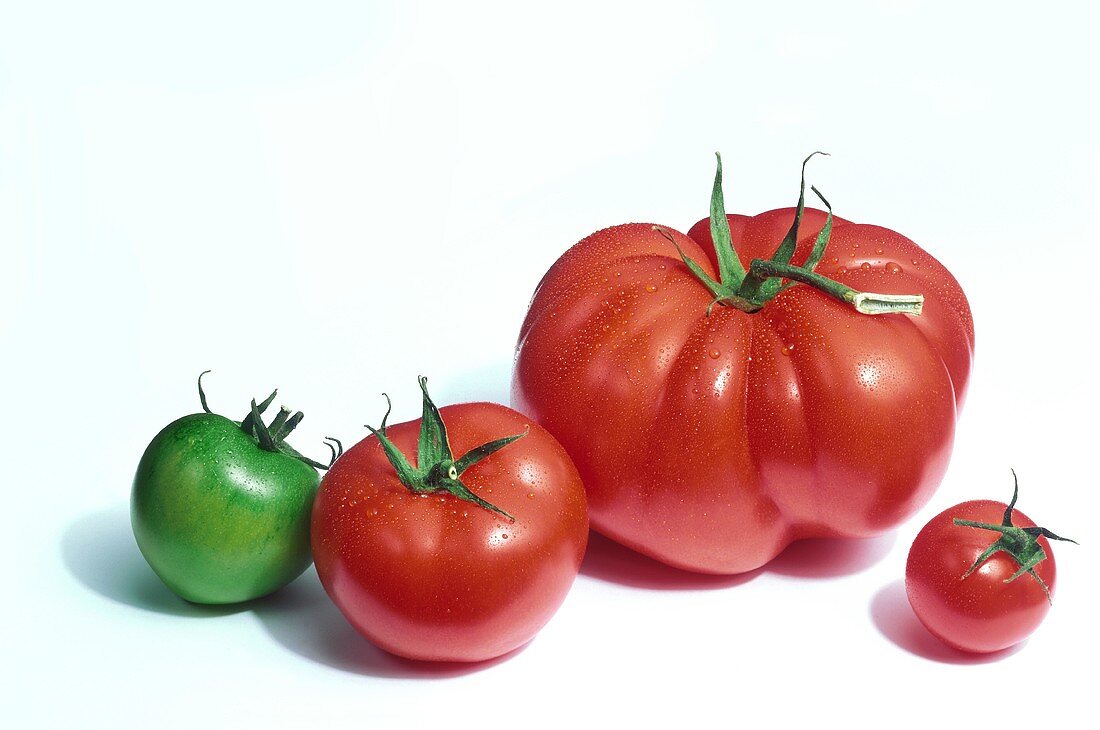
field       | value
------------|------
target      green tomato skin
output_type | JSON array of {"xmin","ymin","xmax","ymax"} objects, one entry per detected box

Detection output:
[{"xmin": 131, "ymin": 413, "xmax": 319, "ymax": 604}]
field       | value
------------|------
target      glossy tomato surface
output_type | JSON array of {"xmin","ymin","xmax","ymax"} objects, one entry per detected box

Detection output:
[
  {"xmin": 513, "ymin": 208, "xmax": 973, "ymax": 574},
  {"xmin": 311, "ymin": 402, "xmax": 588, "ymax": 662},
  {"xmin": 906, "ymin": 500, "xmax": 1055, "ymax": 653},
  {"xmin": 132, "ymin": 413, "xmax": 319, "ymax": 604}
]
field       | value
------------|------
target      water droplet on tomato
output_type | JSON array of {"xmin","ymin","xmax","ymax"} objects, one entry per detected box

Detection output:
[
  {"xmin": 837, "ymin": 266, "xmax": 847, "ymax": 275},
  {"xmin": 645, "ymin": 284, "xmax": 658, "ymax": 293},
  {"xmin": 708, "ymin": 349, "xmax": 720, "ymax": 359},
  {"xmin": 860, "ymin": 262, "xmax": 871, "ymax": 271},
  {"xmin": 885, "ymin": 262, "xmax": 902, "ymax": 274},
  {"xmin": 875, "ymin": 247, "xmax": 884, "ymax": 254},
  {"xmin": 781, "ymin": 343, "xmax": 795, "ymax": 356}
]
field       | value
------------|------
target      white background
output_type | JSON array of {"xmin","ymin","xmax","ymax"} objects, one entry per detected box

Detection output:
[{"xmin": 2, "ymin": 0, "xmax": 1097, "ymax": 727}]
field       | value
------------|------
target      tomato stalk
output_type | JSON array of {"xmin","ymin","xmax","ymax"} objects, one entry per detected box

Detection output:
[
  {"xmin": 668, "ymin": 152, "xmax": 924, "ymax": 316},
  {"xmin": 365, "ymin": 376, "xmax": 525, "ymax": 521},
  {"xmin": 747, "ymin": 260, "xmax": 925, "ymax": 315},
  {"xmin": 197, "ymin": 370, "xmax": 342, "ymax": 470},
  {"xmin": 953, "ymin": 470, "xmax": 1077, "ymax": 603}
]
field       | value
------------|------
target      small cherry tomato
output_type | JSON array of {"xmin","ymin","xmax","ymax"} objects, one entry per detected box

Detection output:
[{"xmin": 905, "ymin": 471, "xmax": 1075, "ymax": 653}]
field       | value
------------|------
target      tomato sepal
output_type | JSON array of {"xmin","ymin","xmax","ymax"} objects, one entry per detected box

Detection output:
[
  {"xmin": 198, "ymin": 370, "xmax": 342, "ymax": 471},
  {"xmin": 365, "ymin": 376, "xmax": 525, "ymax": 521},
  {"xmin": 952, "ymin": 470, "xmax": 1078, "ymax": 602},
  {"xmin": 798, "ymin": 185, "xmax": 834, "ymax": 273},
  {"xmin": 755, "ymin": 151, "xmax": 829, "ymax": 271},
  {"xmin": 707, "ymin": 152, "xmax": 748, "ymax": 285},
  {"xmin": 668, "ymin": 153, "xmax": 925, "ymax": 316}
]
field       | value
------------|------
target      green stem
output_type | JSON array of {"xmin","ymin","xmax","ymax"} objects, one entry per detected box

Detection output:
[
  {"xmin": 668, "ymin": 152, "xmax": 925, "ymax": 317},
  {"xmin": 747, "ymin": 259, "xmax": 924, "ymax": 315}
]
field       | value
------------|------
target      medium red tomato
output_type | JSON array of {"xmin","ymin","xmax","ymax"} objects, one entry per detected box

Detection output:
[
  {"xmin": 311, "ymin": 378, "xmax": 588, "ymax": 663},
  {"xmin": 512, "ymin": 154, "xmax": 974, "ymax": 574},
  {"xmin": 905, "ymin": 473, "xmax": 1076, "ymax": 653}
]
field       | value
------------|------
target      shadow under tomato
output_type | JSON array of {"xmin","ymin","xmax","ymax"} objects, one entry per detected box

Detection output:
[
  {"xmin": 869, "ymin": 580, "xmax": 1023, "ymax": 664},
  {"xmin": 768, "ymin": 533, "xmax": 896, "ymax": 578},
  {"xmin": 580, "ymin": 531, "xmax": 762, "ymax": 590},
  {"xmin": 63, "ymin": 504, "xmax": 519, "ymax": 677},
  {"xmin": 252, "ymin": 568, "xmax": 522, "ymax": 678},
  {"xmin": 60, "ymin": 505, "xmax": 246, "ymax": 617},
  {"xmin": 581, "ymin": 530, "xmax": 895, "ymax": 589}
]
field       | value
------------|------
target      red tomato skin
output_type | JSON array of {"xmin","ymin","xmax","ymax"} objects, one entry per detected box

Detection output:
[
  {"xmin": 906, "ymin": 500, "xmax": 1055, "ymax": 653},
  {"xmin": 311, "ymin": 402, "xmax": 588, "ymax": 663},
  {"xmin": 513, "ymin": 209, "xmax": 973, "ymax": 574}
]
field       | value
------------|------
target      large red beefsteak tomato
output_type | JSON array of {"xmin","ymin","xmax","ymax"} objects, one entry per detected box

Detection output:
[{"xmin": 512, "ymin": 154, "xmax": 974, "ymax": 574}]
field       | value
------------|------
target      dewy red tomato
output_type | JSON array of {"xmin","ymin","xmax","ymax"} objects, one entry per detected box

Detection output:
[
  {"xmin": 906, "ymin": 472, "xmax": 1076, "ymax": 653},
  {"xmin": 512, "ymin": 154, "xmax": 974, "ymax": 574},
  {"xmin": 311, "ymin": 378, "xmax": 588, "ymax": 663}
]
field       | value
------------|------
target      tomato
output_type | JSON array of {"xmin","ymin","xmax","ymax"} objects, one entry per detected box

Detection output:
[
  {"xmin": 132, "ymin": 373, "xmax": 340, "ymax": 604},
  {"xmin": 905, "ymin": 472, "xmax": 1076, "ymax": 653},
  {"xmin": 512, "ymin": 154, "xmax": 974, "ymax": 574},
  {"xmin": 311, "ymin": 377, "xmax": 588, "ymax": 663}
]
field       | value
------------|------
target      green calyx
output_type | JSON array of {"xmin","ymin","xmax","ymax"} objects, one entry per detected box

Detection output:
[
  {"xmin": 197, "ymin": 370, "xmax": 342, "ymax": 471},
  {"xmin": 953, "ymin": 470, "xmax": 1077, "ymax": 603},
  {"xmin": 365, "ymin": 376, "xmax": 526, "ymax": 521},
  {"xmin": 658, "ymin": 152, "xmax": 925, "ymax": 317}
]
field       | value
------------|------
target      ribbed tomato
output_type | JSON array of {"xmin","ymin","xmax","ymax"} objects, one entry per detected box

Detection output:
[{"xmin": 512, "ymin": 155, "xmax": 974, "ymax": 574}]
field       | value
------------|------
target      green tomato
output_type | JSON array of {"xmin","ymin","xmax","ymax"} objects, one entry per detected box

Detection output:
[{"xmin": 131, "ymin": 375, "xmax": 339, "ymax": 605}]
